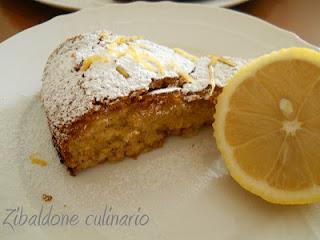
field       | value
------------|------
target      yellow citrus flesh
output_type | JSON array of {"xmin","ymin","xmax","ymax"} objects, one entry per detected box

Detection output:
[{"xmin": 214, "ymin": 48, "xmax": 320, "ymax": 204}]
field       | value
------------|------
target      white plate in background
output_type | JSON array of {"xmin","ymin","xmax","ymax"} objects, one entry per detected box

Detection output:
[
  {"xmin": 33, "ymin": 0, "xmax": 250, "ymax": 11},
  {"xmin": 0, "ymin": 2, "xmax": 319, "ymax": 240}
]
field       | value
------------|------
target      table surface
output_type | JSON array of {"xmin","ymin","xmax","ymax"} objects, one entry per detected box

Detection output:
[{"xmin": 0, "ymin": 0, "xmax": 319, "ymax": 46}]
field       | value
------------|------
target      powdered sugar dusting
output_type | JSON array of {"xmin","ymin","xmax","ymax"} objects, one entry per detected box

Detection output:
[
  {"xmin": 183, "ymin": 57, "xmax": 212, "ymax": 93},
  {"xmin": 148, "ymin": 87, "xmax": 181, "ymax": 95},
  {"xmin": 214, "ymin": 57, "xmax": 248, "ymax": 86},
  {"xmin": 2, "ymin": 96, "xmax": 227, "ymax": 213},
  {"xmin": 1, "ymin": 96, "xmax": 316, "ymax": 239},
  {"xmin": 41, "ymin": 30, "xmax": 246, "ymax": 142}
]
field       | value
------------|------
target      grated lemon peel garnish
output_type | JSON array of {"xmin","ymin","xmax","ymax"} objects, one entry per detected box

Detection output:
[
  {"xmin": 169, "ymin": 62, "xmax": 193, "ymax": 83},
  {"xmin": 137, "ymin": 43, "xmax": 151, "ymax": 51},
  {"xmin": 105, "ymin": 35, "xmax": 171, "ymax": 75},
  {"xmin": 208, "ymin": 66, "xmax": 215, "ymax": 94},
  {"xmin": 207, "ymin": 56, "xmax": 219, "ymax": 92},
  {"xmin": 127, "ymin": 45, "xmax": 141, "ymax": 63},
  {"xmin": 126, "ymin": 36, "xmax": 143, "ymax": 42},
  {"xmin": 141, "ymin": 61, "xmax": 157, "ymax": 72},
  {"xmin": 207, "ymin": 55, "xmax": 238, "ymax": 93},
  {"xmin": 209, "ymin": 55, "xmax": 236, "ymax": 67},
  {"xmin": 81, "ymin": 55, "xmax": 110, "ymax": 71},
  {"xmin": 141, "ymin": 53, "xmax": 165, "ymax": 75},
  {"xmin": 104, "ymin": 36, "xmax": 205, "ymax": 78},
  {"xmin": 114, "ymin": 43, "xmax": 165, "ymax": 75},
  {"xmin": 108, "ymin": 48, "xmax": 127, "ymax": 58},
  {"xmin": 114, "ymin": 36, "xmax": 127, "ymax": 45},
  {"xmin": 173, "ymin": 48, "xmax": 199, "ymax": 62},
  {"xmin": 108, "ymin": 35, "xmax": 143, "ymax": 48},
  {"xmin": 116, "ymin": 66, "xmax": 130, "ymax": 78},
  {"xmin": 29, "ymin": 153, "xmax": 48, "ymax": 167},
  {"xmin": 98, "ymin": 31, "xmax": 109, "ymax": 40},
  {"xmin": 107, "ymin": 40, "xmax": 162, "ymax": 74},
  {"xmin": 178, "ymin": 71, "xmax": 193, "ymax": 83}
]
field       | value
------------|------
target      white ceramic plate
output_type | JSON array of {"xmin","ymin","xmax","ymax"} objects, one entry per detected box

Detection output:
[
  {"xmin": 33, "ymin": 0, "xmax": 250, "ymax": 11},
  {"xmin": 0, "ymin": 2, "xmax": 319, "ymax": 239}
]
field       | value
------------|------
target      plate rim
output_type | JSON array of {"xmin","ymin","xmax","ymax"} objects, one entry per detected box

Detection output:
[
  {"xmin": 32, "ymin": 0, "xmax": 251, "ymax": 11},
  {"xmin": 3, "ymin": 1, "xmax": 316, "ymax": 50},
  {"xmin": 0, "ymin": 2, "xmax": 319, "ymax": 238}
]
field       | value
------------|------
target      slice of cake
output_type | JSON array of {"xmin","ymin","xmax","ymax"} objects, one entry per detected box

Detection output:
[{"xmin": 41, "ymin": 30, "xmax": 246, "ymax": 175}]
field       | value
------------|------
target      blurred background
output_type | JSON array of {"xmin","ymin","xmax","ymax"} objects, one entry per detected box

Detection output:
[{"xmin": 0, "ymin": 0, "xmax": 319, "ymax": 45}]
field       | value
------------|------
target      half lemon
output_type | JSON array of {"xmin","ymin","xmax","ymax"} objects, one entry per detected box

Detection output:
[{"xmin": 214, "ymin": 48, "xmax": 320, "ymax": 204}]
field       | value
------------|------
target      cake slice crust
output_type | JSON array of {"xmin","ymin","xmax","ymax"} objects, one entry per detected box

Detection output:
[
  {"xmin": 42, "ymin": 31, "xmax": 246, "ymax": 175},
  {"xmin": 62, "ymin": 87, "xmax": 221, "ymax": 175}
]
